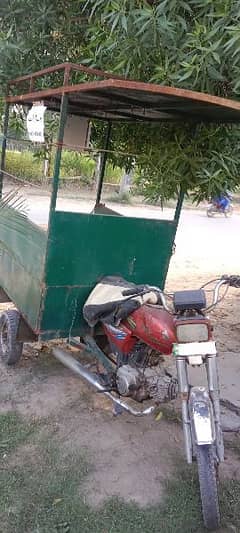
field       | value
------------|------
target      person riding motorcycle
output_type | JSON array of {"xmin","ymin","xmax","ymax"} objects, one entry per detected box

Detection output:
[
  {"xmin": 207, "ymin": 190, "xmax": 233, "ymax": 217},
  {"xmin": 212, "ymin": 191, "xmax": 231, "ymax": 210}
]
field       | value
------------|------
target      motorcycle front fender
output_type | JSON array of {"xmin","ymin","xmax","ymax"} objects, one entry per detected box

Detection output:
[{"xmin": 189, "ymin": 387, "xmax": 215, "ymax": 446}]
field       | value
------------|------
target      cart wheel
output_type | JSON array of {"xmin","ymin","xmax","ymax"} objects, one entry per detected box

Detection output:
[{"xmin": 0, "ymin": 310, "xmax": 23, "ymax": 365}]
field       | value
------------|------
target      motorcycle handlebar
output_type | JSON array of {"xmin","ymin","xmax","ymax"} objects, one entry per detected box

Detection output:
[
  {"xmin": 221, "ymin": 275, "xmax": 240, "ymax": 288},
  {"xmin": 122, "ymin": 287, "xmax": 145, "ymax": 296},
  {"xmin": 121, "ymin": 275, "xmax": 240, "ymax": 313}
]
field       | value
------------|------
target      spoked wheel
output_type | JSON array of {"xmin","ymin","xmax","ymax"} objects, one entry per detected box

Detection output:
[
  {"xmin": 0, "ymin": 310, "xmax": 23, "ymax": 365},
  {"xmin": 196, "ymin": 444, "xmax": 220, "ymax": 530},
  {"xmin": 207, "ymin": 207, "xmax": 215, "ymax": 218},
  {"xmin": 224, "ymin": 205, "xmax": 233, "ymax": 217}
]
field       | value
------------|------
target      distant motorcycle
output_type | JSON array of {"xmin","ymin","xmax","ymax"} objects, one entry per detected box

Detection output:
[{"xmin": 207, "ymin": 196, "xmax": 233, "ymax": 217}]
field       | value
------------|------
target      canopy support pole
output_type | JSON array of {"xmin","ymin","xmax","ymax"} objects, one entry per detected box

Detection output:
[
  {"xmin": 95, "ymin": 121, "xmax": 112, "ymax": 205},
  {"xmin": 49, "ymin": 94, "xmax": 68, "ymax": 216},
  {"xmin": 0, "ymin": 103, "xmax": 10, "ymax": 198},
  {"xmin": 174, "ymin": 188, "xmax": 184, "ymax": 223}
]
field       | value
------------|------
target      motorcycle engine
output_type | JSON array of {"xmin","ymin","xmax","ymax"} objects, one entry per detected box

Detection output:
[{"xmin": 116, "ymin": 364, "xmax": 178, "ymax": 403}]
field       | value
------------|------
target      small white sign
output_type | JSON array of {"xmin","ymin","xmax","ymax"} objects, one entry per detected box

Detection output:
[
  {"xmin": 173, "ymin": 341, "xmax": 216, "ymax": 357},
  {"xmin": 27, "ymin": 103, "xmax": 46, "ymax": 143},
  {"xmin": 63, "ymin": 114, "xmax": 90, "ymax": 148}
]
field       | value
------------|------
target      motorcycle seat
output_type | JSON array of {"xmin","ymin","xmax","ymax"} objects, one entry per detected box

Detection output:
[{"xmin": 83, "ymin": 276, "xmax": 158, "ymax": 327}]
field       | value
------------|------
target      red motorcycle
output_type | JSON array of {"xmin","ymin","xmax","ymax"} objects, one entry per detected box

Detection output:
[{"xmin": 54, "ymin": 274, "xmax": 240, "ymax": 530}]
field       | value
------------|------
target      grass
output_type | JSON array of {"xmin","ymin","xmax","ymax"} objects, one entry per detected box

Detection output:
[{"xmin": 0, "ymin": 411, "xmax": 240, "ymax": 533}]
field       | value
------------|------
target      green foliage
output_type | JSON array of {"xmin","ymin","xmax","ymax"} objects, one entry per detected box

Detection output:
[
  {"xmin": 0, "ymin": 0, "xmax": 90, "ymax": 89},
  {"xmin": 4, "ymin": 149, "xmax": 123, "ymax": 187},
  {"xmin": 83, "ymin": 0, "xmax": 240, "ymax": 96},
  {"xmin": 5, "ymin": 150, "xmax": 43, "ymax": 182},
  {"xmin": 60, "ymin": 151, "xmax": 96, "ymax": 185},
  {"xmin": 105, "ymin": 163, "xmax": 122, "ymax": 184},
  {"xmin": 1, "ymin": 1, "xmax": 240, "ymax": 199},
  {"xmin": 82, "ymin": 0, "xmax": 240, "ymax": 201},
  {"xmin": 8, "ymin": 107, "xmax": 26, "ymax": 139},
  {"xmin": 132, "ymin": 122, "xmax": 240, "ymax": 203}
]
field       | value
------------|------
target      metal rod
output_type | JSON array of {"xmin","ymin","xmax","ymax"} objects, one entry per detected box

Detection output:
[
  {"xmin": 176, "ymin": 357, "xmax": 189, "ymax": 394},
  {"xmin": 181, "ymin": 400, "xmax": 193, "ymax": 463},
  {"xmin": 84, "ymin": 334, "xmax": 114, "ymax": 372},
  {"xmin": 52, "ymin": 347, "xmax": 155, "ymax": 417},
  {"xmin": 0, "ymin": 103, "xmax": 10, "ymax": 197},
  {"xmin": 176, "ymin": 356, "xmax": 192, "ymax": 462},
  {"xmin": 8, "ymin": 62, "xmax": 125, "ymax": 86},
  {"xmin": 206, "ymin": 355, "xmax": 219, "ymax": 393},
  {"xmin": 174, "ymin": 188, "xmax": 184, "ymax": 223},
  {"xmin": 206, "ymin": 355, "xmax": 224, "ymax": 461},
  {"xmin": 95, "ymin": 121, "xmax": 112, "ymax": 205},
  {"xmin": 49, "ymin": 94, "xmax": 68, "ymax": 215}
]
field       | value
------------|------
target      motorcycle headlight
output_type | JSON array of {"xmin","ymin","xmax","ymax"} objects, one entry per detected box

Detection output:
[{"xmin": 176, "ymin": 323, "xmax": 209, "ymax": 343}]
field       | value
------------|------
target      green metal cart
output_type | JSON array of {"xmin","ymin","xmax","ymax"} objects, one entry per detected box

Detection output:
[{"xmin": 1, "ymin": 62, "xmax": 240, "ymax": 361}]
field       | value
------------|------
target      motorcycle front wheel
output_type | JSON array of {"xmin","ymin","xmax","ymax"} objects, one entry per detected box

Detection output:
[
  {"xmin": 207, "ymin": 206, "xmax": 215, "ymax": 217},
  {"xmin": 196, "ymin": 444, "xmax": 220, "ymax": 530}
]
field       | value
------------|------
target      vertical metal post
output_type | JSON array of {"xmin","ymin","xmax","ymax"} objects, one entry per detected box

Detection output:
[
  {"xmin": 176, "ymin": 357, "xmax": 192, "ymax": 463},
  {"xmin": 174, "ymin": 188, "xmax": 184, "ymax": 223},
  {"xmin": 96, "ymin": 121, "xmax": 112, "ymax": 205},
  {"xmin": 206, "ymin": 355, "xmax": 224, "ymax": 461},
  {"xmin": 49, "ymin": 94, "xmax": 68, "ymax": 215},
  {"xmin": 0, "ymin": 103, "xmax": 10, "ymax": 198}
]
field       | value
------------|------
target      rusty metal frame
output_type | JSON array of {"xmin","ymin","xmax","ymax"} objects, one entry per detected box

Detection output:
[
  {"xmin": 7, "ymin": 62, "xmax": 125, "ymax": 95},
  {"xmin": 6, "ymin": 63, "xmax": 240, "ymax": 121}
]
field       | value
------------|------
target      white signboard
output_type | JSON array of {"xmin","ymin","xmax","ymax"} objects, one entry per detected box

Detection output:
[
  {"xmin": 27, "ymin": 103, "xmax": 46, "ymax": 143},
  {"xmin": 63, "ymin": 115, "xmax": 90, "ymax": 148}
]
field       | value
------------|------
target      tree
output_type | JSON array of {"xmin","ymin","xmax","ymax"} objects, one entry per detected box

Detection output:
[
  {"xmin": 82, "ymin": 0, "xmax": 240, "ymax": 201},
  {"xmin": 1, "ymin": 0, "xmax": 240, "ymax": 201},
  {"xmin": 0, "ymin": 0, "xmax": 90, "ymax": 87}
]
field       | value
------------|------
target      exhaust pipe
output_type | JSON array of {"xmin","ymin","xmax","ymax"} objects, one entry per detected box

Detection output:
[{"xmin": 52, "ymin": 347, "xmax": 155, "ymax": 417}]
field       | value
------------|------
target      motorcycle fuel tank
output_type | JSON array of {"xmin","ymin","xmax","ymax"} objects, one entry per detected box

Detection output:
[
  {"xmin": 125, "ymin": 305, "xmax": 176, "ymax": 355},
  {"xmin": 103, "ymin": 306, "xmax": 176, "ymax": 356}
]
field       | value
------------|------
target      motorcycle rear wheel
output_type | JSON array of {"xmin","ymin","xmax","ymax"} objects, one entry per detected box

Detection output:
[
  {"xmin": 224, "ymin": 205, "xmax": 233, "ymax": 217},
  {"xmin": 196, "ymin": 444, "xmax": 220, "ymax": 530}
]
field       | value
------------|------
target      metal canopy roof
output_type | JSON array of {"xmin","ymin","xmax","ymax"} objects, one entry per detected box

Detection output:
[{"xmin": 6, "ymin": 63, "xmax": 240, "ymax": 123}]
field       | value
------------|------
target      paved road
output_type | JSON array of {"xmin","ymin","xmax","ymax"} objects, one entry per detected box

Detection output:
[
  {"xmin": 24, "ymin": 192, "xmax": 240, "ymax": 274},
  {"xmin": 174, "ymin": 209, "xmax": 240, "ymax": 273}
]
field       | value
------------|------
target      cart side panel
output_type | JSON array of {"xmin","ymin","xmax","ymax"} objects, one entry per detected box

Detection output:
[
  {"xmin": 0, "ymin": 210, "xmax": 47, "ymax": 329},
  {"xmin": 40, "ymin": 211, "xmax": 177, "ymax": 338}
]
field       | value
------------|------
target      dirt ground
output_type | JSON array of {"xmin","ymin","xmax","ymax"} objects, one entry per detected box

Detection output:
[{"xmin": 1, "ymin": 238, "xmax": 240, "ymax": 511}]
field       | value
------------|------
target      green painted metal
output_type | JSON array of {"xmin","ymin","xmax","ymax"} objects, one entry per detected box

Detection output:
[
  {"xmin": 39, "ymin": 210, "xmax": 176, "ymax": 337},
  {"xmin": 45, "ymin": 211, "xmax": 176, "ymax": 286},
  {"xmin": 49, "ymin": 94, "xmax": 68, "ymax": 215},
  {"xmin": 0, "ymin": 103, "xmax": 10, "ymax": 197},
  {"xmin": 0, "ymin": 203, "xmax": 176, "ymax": 340},
  {"xmin": 0, "ymin": 208, "xmax": 47, "ymax": 279},
  {"xmin": 0, "ymin": 94, "xmax": 179, "ymax": 342},
  {"xmin": 174, "ymin": 189, "xmax": 184, "ymax": 223},
  {"xmin": 0, "ymin": 209, "xmax": 47, "ymax": 329},
  {"xmin": 96, "ymin": 121, "xmax": 112, "ymax": 204},
  {"xmin": 0, "ymin": 252, "xmax": 43, "ymax": 329}
]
